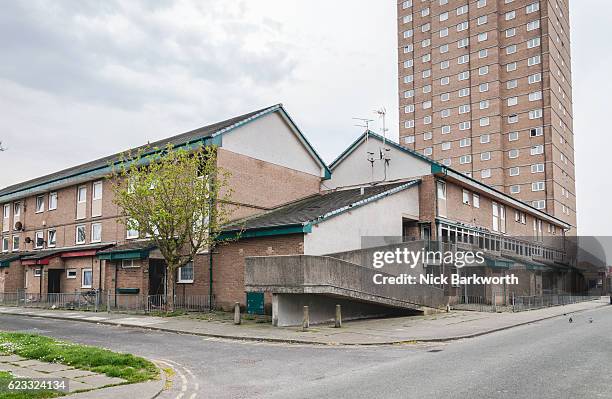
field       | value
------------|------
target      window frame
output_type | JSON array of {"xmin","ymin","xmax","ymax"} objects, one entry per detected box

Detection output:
[
  {"xmin": 81, "ymin": 268, "xmax": 93, "ymax": 289},
  {"xmin": 76, "ymin": 225, "xmax": 86, "ymax": 245}
]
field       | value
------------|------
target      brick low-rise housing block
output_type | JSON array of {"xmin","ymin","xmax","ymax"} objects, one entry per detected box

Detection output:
[{"xmin": 0, "ymin": 105, "xmax": 591, "ymax": 316}]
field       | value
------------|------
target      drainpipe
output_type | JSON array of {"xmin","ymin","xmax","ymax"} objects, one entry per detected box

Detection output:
[{"xmin": 208, "ymin": 246, "xmax": 214, "ymax": 310}]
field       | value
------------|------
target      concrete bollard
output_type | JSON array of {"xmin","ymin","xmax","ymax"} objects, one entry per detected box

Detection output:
[
  {"xmin": 335, "ymin": 304, "xmax": 342, "ymax": 328},
  {"xmin": 233, "ymin": 302, "xmax": 241, "ymax": 325},
  {"xmin": 302, "ymin": 306, "xmax": 309, "ymax": 331}
]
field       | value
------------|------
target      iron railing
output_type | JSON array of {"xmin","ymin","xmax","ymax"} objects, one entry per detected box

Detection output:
[
  {"xmin": 0, "ymin": 291, "xmax": 213, "ymax": 314},
  {"xmin": 450, "ymin": 293, "xmax": 601, "ymax": 313}
]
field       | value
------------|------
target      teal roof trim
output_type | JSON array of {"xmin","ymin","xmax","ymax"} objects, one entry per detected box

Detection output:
[
  {"xmin": 218, "ymin": 224, "xmax": 311, "ymax": 240},
  {"xmin": 98, "ymin": 248, "xmax": 153, "ymax": 261}
]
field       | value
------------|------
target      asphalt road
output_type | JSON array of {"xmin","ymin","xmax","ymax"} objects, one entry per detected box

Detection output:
[{"xmin": 1, "ymin": 306, "xmax": 611, "ymax": 399}]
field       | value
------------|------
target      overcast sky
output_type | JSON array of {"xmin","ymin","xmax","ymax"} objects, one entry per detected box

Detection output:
[{"xmin": 0, "ymin": 0, "xmax": 609, "ymax": 237}]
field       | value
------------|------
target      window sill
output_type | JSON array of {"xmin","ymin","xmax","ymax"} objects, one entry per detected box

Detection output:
[{"xmin": 177, "ymin": 280, "xmax": 194, "ymax": 284}]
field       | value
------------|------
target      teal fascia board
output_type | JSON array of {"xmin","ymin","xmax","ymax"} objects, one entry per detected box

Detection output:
[
  {"xmin": 0, "ymin": 255, "xmax": 22, "ymax": 267},
  {"xmin": 116, "ymin": 288, "xmax": 140, "ymax": 294},
  {"xmin": 98, "ymin": 249, "xmax": 152, "ymax": 261},
  {"xmin": 219, "ymin": 224, "xmax": 311, "ymax": 240},
  {"xmin": 431, "ymin": 164, "xmax": 446, "ymax": 174}
]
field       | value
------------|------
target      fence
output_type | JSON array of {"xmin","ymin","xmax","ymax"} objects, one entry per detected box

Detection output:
[
  {"xmin": 0, "ymin": 291, "xmax": 213, "ymax": 314},
  {"xmin": 450, "ymin": 292, "xmax": 601, "ymax": 313}
]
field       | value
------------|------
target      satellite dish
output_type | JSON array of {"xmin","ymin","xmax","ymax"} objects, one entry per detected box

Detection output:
[
  {"xmin": 24, "ymin": 237, "xmax": 32, "ymax": 244},
  {"xmin": 14, "ymin": 221, "xmax": 22, "ymax": 231}
]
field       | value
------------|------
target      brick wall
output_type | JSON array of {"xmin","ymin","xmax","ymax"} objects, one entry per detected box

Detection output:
[{"xmin": 0, "ymin": 262, "xmax": 24, "ymax": 292}]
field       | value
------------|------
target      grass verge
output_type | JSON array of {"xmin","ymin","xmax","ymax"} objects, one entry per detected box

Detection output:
[{"xmin": 0, "ymin": 333, "xmax": 158, "ymax": 384}]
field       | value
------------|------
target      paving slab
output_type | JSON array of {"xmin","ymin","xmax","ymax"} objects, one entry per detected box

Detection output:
[
  {"xmin": 75, "ymin": 374, "xmax": 126, "ymax": 388},
  {"xmin": 55, "ymin": 368, "xmax": 98, "ymax": 379},
  {"xmin": 8, "ymin": 367, "xmax": 49, "ymax": 379},
  {"xmin": 67, "ymin": 380, "xmax": 95, "ymax": 393},
  {"xmin": 30, "ymin": 362, "xmax": 74, "ymax": 373},
  {"xmin": 0, "ymin": 354, "xmax": 26, "ymax": 362},
  {"xmin": 10, "ymin": 359, "xmax": 48, "ymax": 368}
]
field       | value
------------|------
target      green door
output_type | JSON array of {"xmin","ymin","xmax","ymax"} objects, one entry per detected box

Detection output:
[{"xmin": 246, "ymin": 292, "xmax": 264, "ymax": 315}]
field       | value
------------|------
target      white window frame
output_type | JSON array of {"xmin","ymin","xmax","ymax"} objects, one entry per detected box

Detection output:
[
  {"xmin": 93, "ymin": 181, "xmax": 103, "ymax": 201},
  {"xmin": 49, "ymin": 192, "xmax": 58, "ymax": 211},
  {"xmin": 81, "ymin": 268, "xmax": 93, "ymax": 289},
  {"xmin": 76, "ymin": 225, "xmax": 86, "ymax": 245},
  {"xmin": 35, "ymin": 195, "xmax": 45, "ymax": 213},
  {"xmin": 47, "ymin": 229, "xmax": 57, "ymax": 248},
  {"xmin": 473, "ymin": 194, "xmax": 480, "ymax": 208},
  {"xmin": 67, "ymin": 269, "xmax": 77, "ymax": 279},
  {"xmin": 12, "ymin": 235, "xmax": 19, "ymax": 252},
  {"xmin": 91, "ymin": 223, "xmax": 102, "ymax": 243},
  {"xmin": 126, "ymin": 219, "xmax": 139, "ymax": 239},
  {"xmin": 462, "ymin": 190, "xmax": 470, "ymax": 205},
  {"xmin": 177, "ymin": 262, "xmax": 194, "ymax": 284},
  {"xmin": 34, "ymin": 231, "xmax": 44, "ymax": 249}
]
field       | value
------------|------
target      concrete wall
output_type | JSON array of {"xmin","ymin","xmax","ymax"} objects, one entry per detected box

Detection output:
[
  {"xmin": 303, "ymin": 186, "xmax": 420, "ymax": 255},
  {"xmin": 327, "ymin": 135, "xmax": 431, "ymax": 189}
]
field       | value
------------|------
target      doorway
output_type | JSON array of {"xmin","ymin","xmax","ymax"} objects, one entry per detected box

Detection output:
[
  {"xmin": 148, "ymin": 259, "xmax": 166, "ymax": 296},
  {"xmin": 47, "ymin": 269, "xmax": 62, "ymax": 294}
]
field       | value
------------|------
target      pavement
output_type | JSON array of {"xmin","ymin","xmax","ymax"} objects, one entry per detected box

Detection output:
[
  {"xmin": 0, "ymin": 298, "xmax": 608, "ymax": 345},
  {"xmin": 1, "ymin": 305, "xmax": 611, "ymax": 399}
]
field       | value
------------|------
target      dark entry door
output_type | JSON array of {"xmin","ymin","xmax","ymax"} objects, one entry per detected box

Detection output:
[
  {"xmin": 47, "ymin": 270, "xmax": 62, "ymax": 294},
  {"xmin": 148, "ymin": 260, "xmax": 166, "ymax": 296}
]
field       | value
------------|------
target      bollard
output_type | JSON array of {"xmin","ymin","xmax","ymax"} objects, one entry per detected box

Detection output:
[
  {"xmin": 334, "ymin": 304, "xmax": 342, "ymax": 328},
  {"xmin": 302, "ymin": 306, "xmax": 309, "ymax": 331},
  {"xmin": 234, "ymin": 302, "xmax": 241, "ymax": 325}
]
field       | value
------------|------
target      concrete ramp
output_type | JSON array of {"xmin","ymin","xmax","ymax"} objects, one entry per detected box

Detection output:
[{"xmin": 245, "ymin": 243, "xmax": 445, "ymax": 326}]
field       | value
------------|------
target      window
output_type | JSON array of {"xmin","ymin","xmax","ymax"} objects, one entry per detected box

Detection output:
[
  {"xmin": 479, "ymin": 65, "xmax": 489, "ymax": 75},
  {"xmin": 440, "ymin": 44, "xmax": 449, "ymax": 53},
  {"xmin": 531, "ymin": 145, "xmax": 544, "ymax": 155},
  {"xmin": 477, "ymin": 15, "xmax": 487, "ymax": 25},
  {"xmin": 404, "ymin": 135, "xmax": 415, "ymax": 144},
  {"xmin": 480, "ymin": 134, "xmax": 490, "ymax": 144},
  {"xmin": 460, "ymin": 155, "xmax": 472, "ymax": 164},
  {"xmin": 481, "ymin": 169, "xmax": 491, "ymax": 178},
  {"xmin": 403, "ymin": 30, "xmax": 413, "ymax": 39},
  {"xmin": 477, "ymin": 0, "xmax": 486, "ymax": 7},
  {"xmin": 442, "ymin": 125, "xmax": 451, "ymax": 134},
  {"xmin": 507, "ymin": 62, "xmax": 517, "ymax": 72},
  {"xmin": 529, "ymin": 91, "xmax": 542, "ymax": 101},
  {"xmin": 528, "ymin": 55, "xmax": 541, "ymax": 66},
  {"xmin": 441, "ymin": 77, "xmax": 450, "ymax": 85},
  {"xmin": 422, "ymin": 69, "xmax": 431, "ymax": 78},
  {"xmin": 441, "ymin": 92, "xmax": 450, "ymax": 102},
  {"xmin": 76, "ymin": 225, "xmax": 86, "ymax": 244},
  {"xmin": 460, "ymin": 138, "xmax": 471, "ymax": 147},
  {"xmin": 402, "ymin": 0, "xmax": 412, "ymax": 9},
  {"xmin": 441, "ymin": 109, "xmax": 451, "ymax": 118},
  {"xmin": 508, "ymin": 114, "xmax": 518, "ymax": 124},
  {"xmin": 121, "ymin": 259, "xmax": 140, "ymax": 269},
  {"xmin": 506, "ymin": 28, "xmax": 516, "ymax": 38},
  {"xmin": 531, "ymin": 163, "xmax": 544, "ymax": 173},
  {"xmin": 440, "ymin": 60, "xmax": 450, "ymax": 70},
  {"xmin": 510, "ymin": 185, "xmax": 521, "ymax": 194},
  {"xmin": 507, "ymin": 79, "xmax": 518, "ymax": 89},
  {"xmin": 478, "ymin": 32, "xmax": 488, "ymax": 42},
  {"xmin": 12, "ymin": 235, "xmax": 19, "ymax": 251},
  {"xmin": 473, "ymin": 194, "xmax": 480, "ymax": 208},
  {"xmin": 178, "ymin": 262, "xmax": 194, "ymax": 283},
  {"xmin": 14, "ymin": 202, "xmax": 21, "ymax": 219},
  {"xmin": 532, "ymin": 182, "xmax": 545, "ymax": 192},
  {"xmin": 509, "ymin": 131, "xmax": 519, "ymax": 141},
  {"xmin": 405, "ymin": 120, "xmax": 415, "ymax": 128},
  {"xmin": 404, "ymin": 90, "xmax": 414, "ymax": 98},
  {"xmin": 442, "ymin": 142, "xmax": 451, "ymax": 151},
  {"xmin": 82, "ymin": 268, "xmax": 93, "ymax": 289},
  {"xmin": 424, "ymin": 147, "xmax": 433, "ymax": 156},
  {"xmin": 479, "ymin": 117, "xmax": 490, "ymax": 127},
  {"xmin": 126, "ymin": 219, "xmax": 139, "ymax": 239},
  {"xmin": 440, "ymin": 12, "xmax": 449, "ymax": 22},
  {"xmin": 479, "ymin": 49, "xmax": 488, "ymax": 59},
  {"xmin": 527, "ymin": 20, "xmax": 540, "ymax": 31},
  {"xmin": 47, "ymin": 229, "xmax": 56, "ymax": 247},
  {"xmin": 3, "ymin": 204, "xmax": 9, "ymax": 219},
  {"xmin": 528, "ymin": 73, "xmax": 542, "ymax": 84},
  {"xmin": 2, "ymin": 236, "xmax": 8, "ymax": 253},
  {"xmin": 442, "ymin": 158, "xmax": 451, "ymax": 166},
  {"xmin": 404, "ymin": 75, "xmax": 413, "ymax": 83},
  {"xmin": 424, "ymin": 115, "xmax": 432, "ymax": 125},
  {"xmin": 404, "ymin": 44, "xmax": 413, "ymax": 54},
  {"xmin": 458, "ymin": 54, "xmax": 469, "ymax": 64},
  {"xmin": 35, "ymin": 231, "xmax": 44, "ymax": 249},
  {"xmin": 508, "ymin": 97, "xmax": 518, "ymax": 106},
  {"xmin": 457, "ymin": 21, "xmax": 468, "ymax": 32},
  {"xmin": 527, "ymin": 37, "xmax": 541, "ymax": 49},
  {"xmin": 49, "ymin": 192, "xmax": 57, "ymax": 210},
  {"xmin": 78, "ymin": 186, "xmax": 87, "ymax": 203},
  {"xmin": 505, "ymin": 11, "xmax": 516, "ymax": 20},
  {"xmin": 424, "ymin": 132, "xmax": 433, "ymax": 140},
  {"xmin": 533, "ymin": 200, "xmax": 546, "ymax": 210},
  {"xmin": 480, "ymin": 100, "xmax": 489, "ymax": 109},
  {"xmin": 422, "ymin": 38, "xmax": 431, "ymax": 48},
  {"xmin": 509, "ymin": 167, "xmax": 520, "ymax": 176},
  {"xmin": 462, "ymin": 190, "xmax": 471, "ymax": 205},
  {"xmin": 530, "ymin": 127, "xmax": 543, "ymax": 137},
  {"xmin": 423, "ymin": 85, "xmax": 432, "ymax": 93},
  {"xmin": 458, "ymin": 71, "xmax": 469, "ymax": 81},
  {"xmin": 404, "ymin": 59, "xmax": 413, "ymax": 68},
  {"xmin": 93, "ymin": 181, "xmax": 103, "ymax": 200},
  {"xmin": 403, "ymin": 15, "xmax": 412, "ymax": 24},
  {"xmin": 459, "ymin": 121, "xmax": 471, "ymax": 130},
  {"xmin": 481, "ymin": 152, "xmax": 491, "ymax": 161},
  {"xmin": 529, "ymin": 109, "xmax": 543, "ymax": 119},
  {"xmin": 459, "ymin": 104, "xmax": 470, "ymax": 114},
  {"xmin": 437, "ymin": 181, "xmax": 447, "ymax": 200},
  {"xmin": 33, "ymin": 268, "xmax": 42, "ymax": 277},
  {"xmin": 458, "ymin": 38, "xmax": 469, "ymax": 48},
  {"xmin": 91, "ymin": 223, "xmax": 102, "ymax": 243},
  {"xmin": 492, "ymin": 202, "xmax": 500, "ymax": 232},
  {"xmin": 479, "ymin": 83, "xmax": 489, "ymax": 92},
  {"xmin": 506, "ymin": 45, "xmax": 517, "ymax": 55},
  {"xmin": 422, "ymin": 53, "xmax": 431, "ymax": 63},
  {"xmin": 35, "ymin": 195, "xmax": 45, "ymax": 213},
  {"xmin": 404, "ymin": 105, "xmax": 414, "ymax": 114},
  {"xmin": 421, "ymin": 7, "xmax": 430, "ymax": 17},
  {"xmin": 440, "ymin": 0, "xmax": 448, "ymax": 5},
  {"xmin": 526, "ymin": 2, "xmax": 540, "ymax": 14},
  {"xmin": 67, "ymin": 269, "xmax": 77, "ymax": 279},
  {"xmin": 457, "ymin": 5, "xmax": 468, "ymax": 15}
]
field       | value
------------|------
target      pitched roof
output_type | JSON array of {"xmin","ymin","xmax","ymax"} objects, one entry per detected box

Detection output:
[
  {"xmin": 332, "ymin": 130, "xmax": 570, "ymax": 229},
  {"xmin": 20, "ymin": 243, "xmax": 113, "ymax": 261},
  {"xmin": 0, "ymin": 104, "xmax": 331, "ymax": 200},
  {"xmin": 223, "ymin": 180, "xmax": 419, "ymax": 233},
  {"xmin": 97, "ymin": 240, "xmax": 156, "ymax": 255}
]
